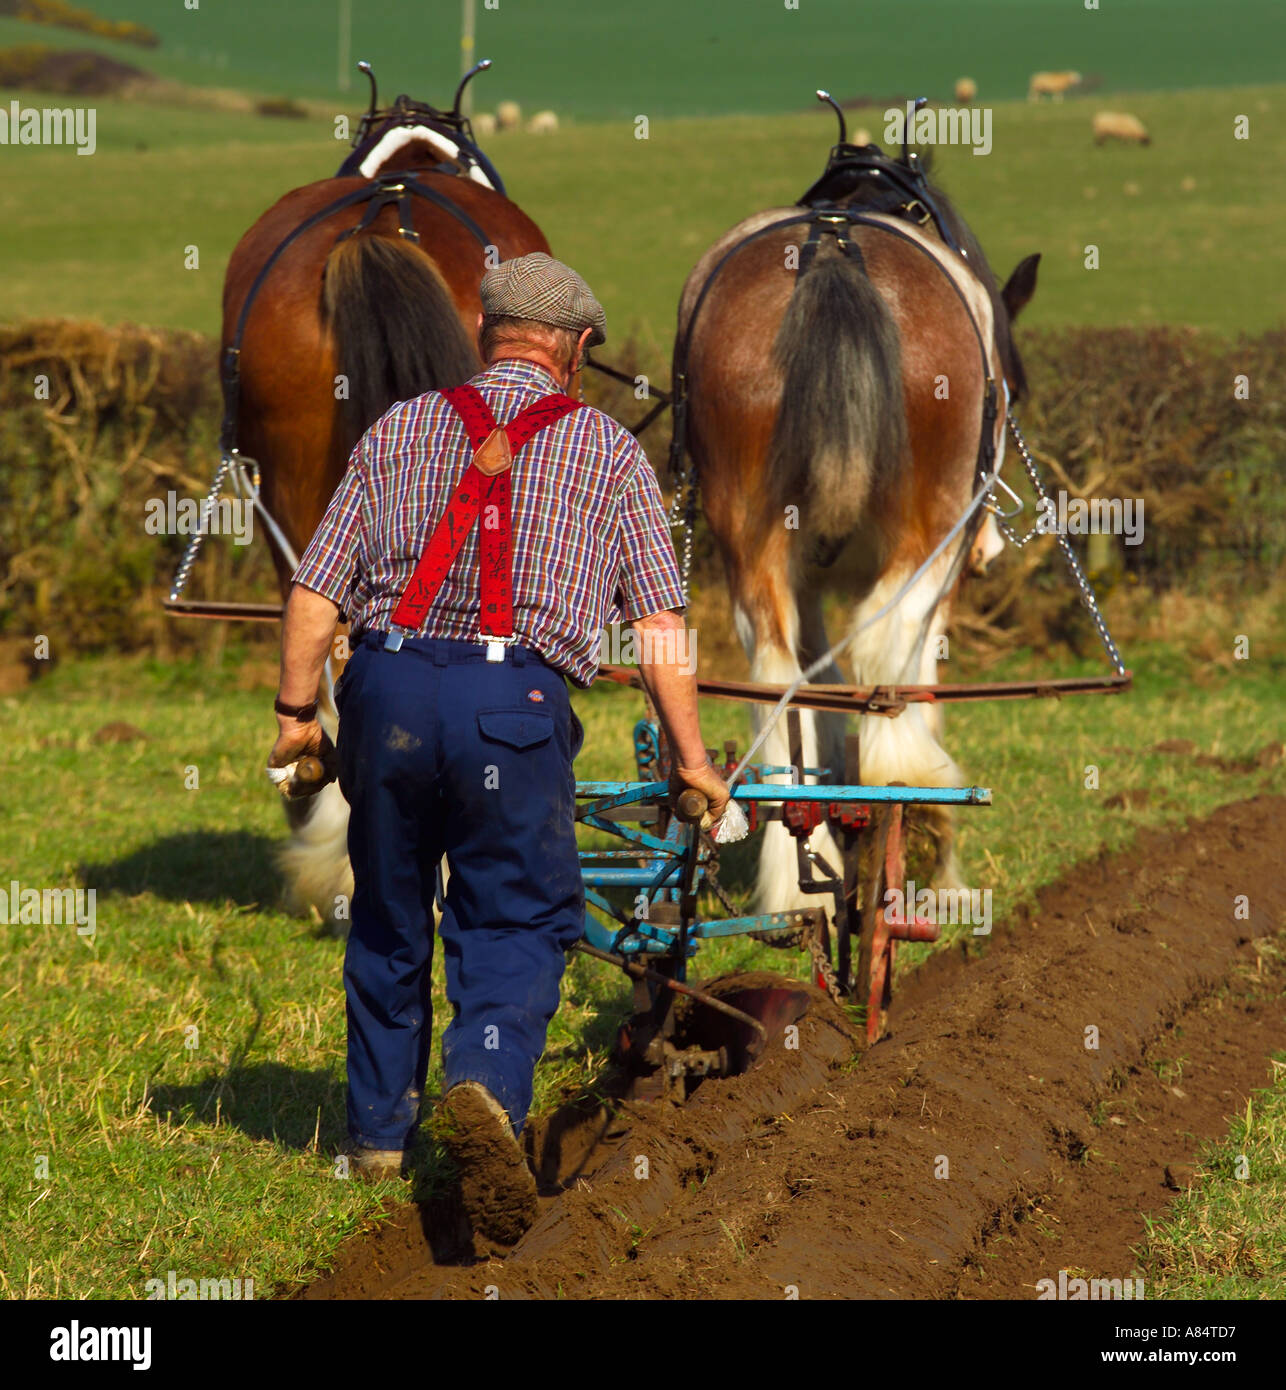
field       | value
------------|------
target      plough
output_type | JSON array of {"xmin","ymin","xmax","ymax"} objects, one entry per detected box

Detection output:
[
  {"xmin": 570, "ymin": 666, "xmax": 1129, "ymax": 1094},
  {"xmin": 573, "ymin": 706, "xmax": 993, "ymax": 1092},
  {"xmin": 175, "ymin": 589, "xmax": 1125, "ymax": 1079}
]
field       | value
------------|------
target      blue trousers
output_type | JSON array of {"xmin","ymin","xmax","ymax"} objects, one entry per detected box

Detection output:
[{"xmin": 335, "ymin": 631, "xmax": 585, "ymax": 1150}]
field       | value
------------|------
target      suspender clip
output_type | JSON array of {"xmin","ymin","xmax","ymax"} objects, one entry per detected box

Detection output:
[
  {"xmin": 482, "ymin": 634, "xmax": 516, "ymax": 662},
  {"xmin": 384, "ymin": 629, "xmax": 405, "ymax": 652}
]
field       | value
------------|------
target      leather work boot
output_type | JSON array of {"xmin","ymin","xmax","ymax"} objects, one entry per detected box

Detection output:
[
  {"xmin": 339, "ymin": 1142, "xmax": 408, "ymax": 1182},
  {"xmin": 436, "ymin": 1082, "xmax": 538, "ymax": 1245}
]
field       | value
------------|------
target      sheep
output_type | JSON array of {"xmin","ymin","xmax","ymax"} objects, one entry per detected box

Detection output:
[
  {"xmin": 472, "ymin": 112, "xmax": 497, "ymax": 138},
  {"xmin": 1092, "ymin": 111, "xmax": 1151, "ymax": 146},
  {"xmin": 1028, "ymin": 71, "xmax": 1082, "ymax": 102},
  {"xmin": 526, "ymin": 110, "xmax": 559, "ymax": 135},
  {"xmin": 495, "ymin": 100, "xmax": 522, "ymax": 131},
  {"xmin": 954, "ymin": 77, "xmax": 977, "ymax": 104}
]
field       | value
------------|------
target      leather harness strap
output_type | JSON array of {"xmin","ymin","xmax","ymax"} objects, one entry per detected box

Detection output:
[
  {"xmin": 221, "ymin": 171, "xmax": 491, "ymax": 455},
  {"xmin": 384, "ymin": 385, "xmax": 583, "ymax": 655},
  {"xmin": 797, "ymin": 212, "xmax": 867, "ymax": 280}
]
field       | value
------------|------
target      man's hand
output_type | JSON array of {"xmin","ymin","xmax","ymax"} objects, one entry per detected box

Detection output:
[
  {"xmin": 268, "ymin": 716, "xmax": 337, "ymax": 799},
  {"xmin": 269, "ymin": 715, "xmax": 329, "ymax": 770},
  {"xmin": 669, "ymin": 757, "xmax": 730, "ymax": 826},
  {"xmin": 271, "ymin": 583, "xmax": 342, "ymax": 795}
]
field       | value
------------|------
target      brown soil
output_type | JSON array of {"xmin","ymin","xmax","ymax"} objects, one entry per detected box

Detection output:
[{"xmin": 297, "ymin": 795, "xmax": 1286, "ymax": 1300}]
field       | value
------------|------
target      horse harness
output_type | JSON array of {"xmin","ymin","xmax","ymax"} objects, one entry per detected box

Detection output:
[
  {"xmin": 219, "ymin": 168, "xmax": 490, "ymax": 459},
  {"xmin": 666, "ymin": 143, "xmax": 1004, "ymax": 589}
]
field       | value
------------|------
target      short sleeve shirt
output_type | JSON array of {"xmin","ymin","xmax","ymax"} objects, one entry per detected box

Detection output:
[{"xmin": 291, "ymin": 358, "xmax": 685, "ymax": 686}]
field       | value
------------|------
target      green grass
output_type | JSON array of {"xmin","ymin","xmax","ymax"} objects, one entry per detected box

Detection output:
[
  {"xmin": 7, "ymin": 0, "xmax": 1284, "ymax": 112},
  {"xmin": 1, "ymin": 632, "xmax": 1282, "ymax": 1298},
  {"xmin": 1137, "ymin": 1054, "xmax": 1286, "ymax": 1298},
  {"xmin": 0, "ymin": 82, "xmax": 1283, "ymax": 338}
]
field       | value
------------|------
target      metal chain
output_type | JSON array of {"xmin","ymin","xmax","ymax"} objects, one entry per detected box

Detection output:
[
  {"xmin": 990, "ymin": 408, "xmax": 1127, "ymax": 677},
  {"xmin": 168, "ymin": 450, "xmax": 235, "ymax": 602},
  {"xmin": 807, "ymin": 923, "xmax": 848, "ymax": 1007},
  {"xmin": 667, "ymin": 461, "xmax": 695, "ymax": 594},
  {"xmin": 708, "ymin": 876, "xmax": 742, "ymax": 920}
]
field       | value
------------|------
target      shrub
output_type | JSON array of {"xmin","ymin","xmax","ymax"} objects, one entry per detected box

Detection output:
[{"xmin": 0, "ymin": 319, "xmax": 1280, "ymax": 660}]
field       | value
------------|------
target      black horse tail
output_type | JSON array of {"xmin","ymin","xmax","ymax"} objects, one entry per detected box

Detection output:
[
  {"xmin": 322, "ymin": 234, "xmax": 481, "ymax": 436},
  {"xmin": 768, "ymin": 245, "xmax": 905, "ymax": 561}
]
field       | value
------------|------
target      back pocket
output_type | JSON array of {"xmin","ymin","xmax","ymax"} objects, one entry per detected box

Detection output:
[{"xmin": 477, "ymin": 709, "xmax": 554, "ymax": 750}]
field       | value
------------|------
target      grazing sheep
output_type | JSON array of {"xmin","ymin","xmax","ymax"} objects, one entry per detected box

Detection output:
[
  {"xmin": 954, "ymin": 77, "xmax": 977, "ymax": 104},
  {"xmin": 472, "ymin": 112, "xmax": 497, "ymax": 138},
  {"xmin": 496, "ymin": 100, "xmax": 522, "ymax": 131},
  {"xmin": 1092, "ymin": 111, "xmax": 1151, "ymax": 146},
  {"xmin": 1028, "ymin": 71, "xmax": 1082, "ymax": 102},
  {"xmin": 526, "ymin": 110, "xmax": 559, "ymax": 135}
]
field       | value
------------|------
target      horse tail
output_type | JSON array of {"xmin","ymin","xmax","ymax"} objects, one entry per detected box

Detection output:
[
  {"xmin": 768, "ymin": 247, "xmax": 905, "ymax": 557},
  {"xmin": 322, "ymin": 234, "xmax": 480, "ymax": 435}
]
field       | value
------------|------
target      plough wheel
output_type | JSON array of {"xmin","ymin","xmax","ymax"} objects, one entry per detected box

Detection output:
[{"xmin": 855, "ymin": 797, "xmax": 944, "ymax": 1043}]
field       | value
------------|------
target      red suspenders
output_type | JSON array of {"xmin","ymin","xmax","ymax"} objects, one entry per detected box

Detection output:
[{"xmin": 384, "ymin": 384, "xmax": 582, "ymax": 657}]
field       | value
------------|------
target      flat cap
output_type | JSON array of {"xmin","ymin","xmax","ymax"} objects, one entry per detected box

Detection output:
[{"xmin": 480, "ymin": 251, "xmax": 606, "ymax": 348}]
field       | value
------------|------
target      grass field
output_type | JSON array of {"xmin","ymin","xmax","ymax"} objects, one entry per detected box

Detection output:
[
  {"xmin": 1137, "ymin": 1055, "xmax": 1286, "ymax": 1297},
  {"xmin": 0, "ymin": 83, "xmax": 1282, "ymax": 342},
  {"xmin": 1, "ymin": 626, "xmax": 1283, "ymax": 1298},
  {"xmin": 5, "ymin": 0, "xmax": 1285, "ymax": 114}
]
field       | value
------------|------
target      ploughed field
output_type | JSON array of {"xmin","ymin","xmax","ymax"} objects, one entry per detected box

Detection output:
[{"xmin": 299, "ymin": 796, "xmax": 1286, "ymax": 1300}]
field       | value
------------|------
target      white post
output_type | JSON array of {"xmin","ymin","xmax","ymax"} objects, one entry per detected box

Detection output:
[
  {"xmin": 338, "ymin": 0, "xmax": 351, "ymax": 92},
  {"xmin": 460, "ymin": 0, "xmax": 476, "ymax": 116}
]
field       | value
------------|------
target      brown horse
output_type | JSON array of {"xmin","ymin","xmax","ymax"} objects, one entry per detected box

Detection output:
[
  {"xmin": 221, "ymin": 80, "xmax": 550, "ymax": 922},
  {"xmin": 676, "ymin": 145, "xmax": 1039, "ymax": 913}
]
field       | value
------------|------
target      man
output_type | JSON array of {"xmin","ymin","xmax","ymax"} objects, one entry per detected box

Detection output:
[{"xmin": 269, "ymin": 252, "xmax": 729, "ymax": 1244}]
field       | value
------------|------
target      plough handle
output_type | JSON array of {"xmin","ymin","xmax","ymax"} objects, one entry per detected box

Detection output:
[
  {"xmin": 675, "ymin": 789, "xmax": 708, "ymax": 823},
  {"xmin": 295, "ymin": 756, "xmax": 327, "ymax": 785}
]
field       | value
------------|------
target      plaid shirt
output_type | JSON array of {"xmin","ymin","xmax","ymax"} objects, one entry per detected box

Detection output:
[{"xmin": 292, "ymin": 358, "xmax": 685, "ymax": 686}]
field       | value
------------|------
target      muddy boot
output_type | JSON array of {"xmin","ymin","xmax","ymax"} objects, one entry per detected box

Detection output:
[{"xmin": 436, "ymin": 1082, "xmax": 537, "ymax": 1245}]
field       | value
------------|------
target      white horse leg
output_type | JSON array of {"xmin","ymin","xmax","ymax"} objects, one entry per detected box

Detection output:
[
  {"xmin": 737, "ymin": 599, "xmax": 847, "ymax": 917},
  {"xmin": 847, "ymin": 552, "xmax": 964, "ymax": 889}
]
